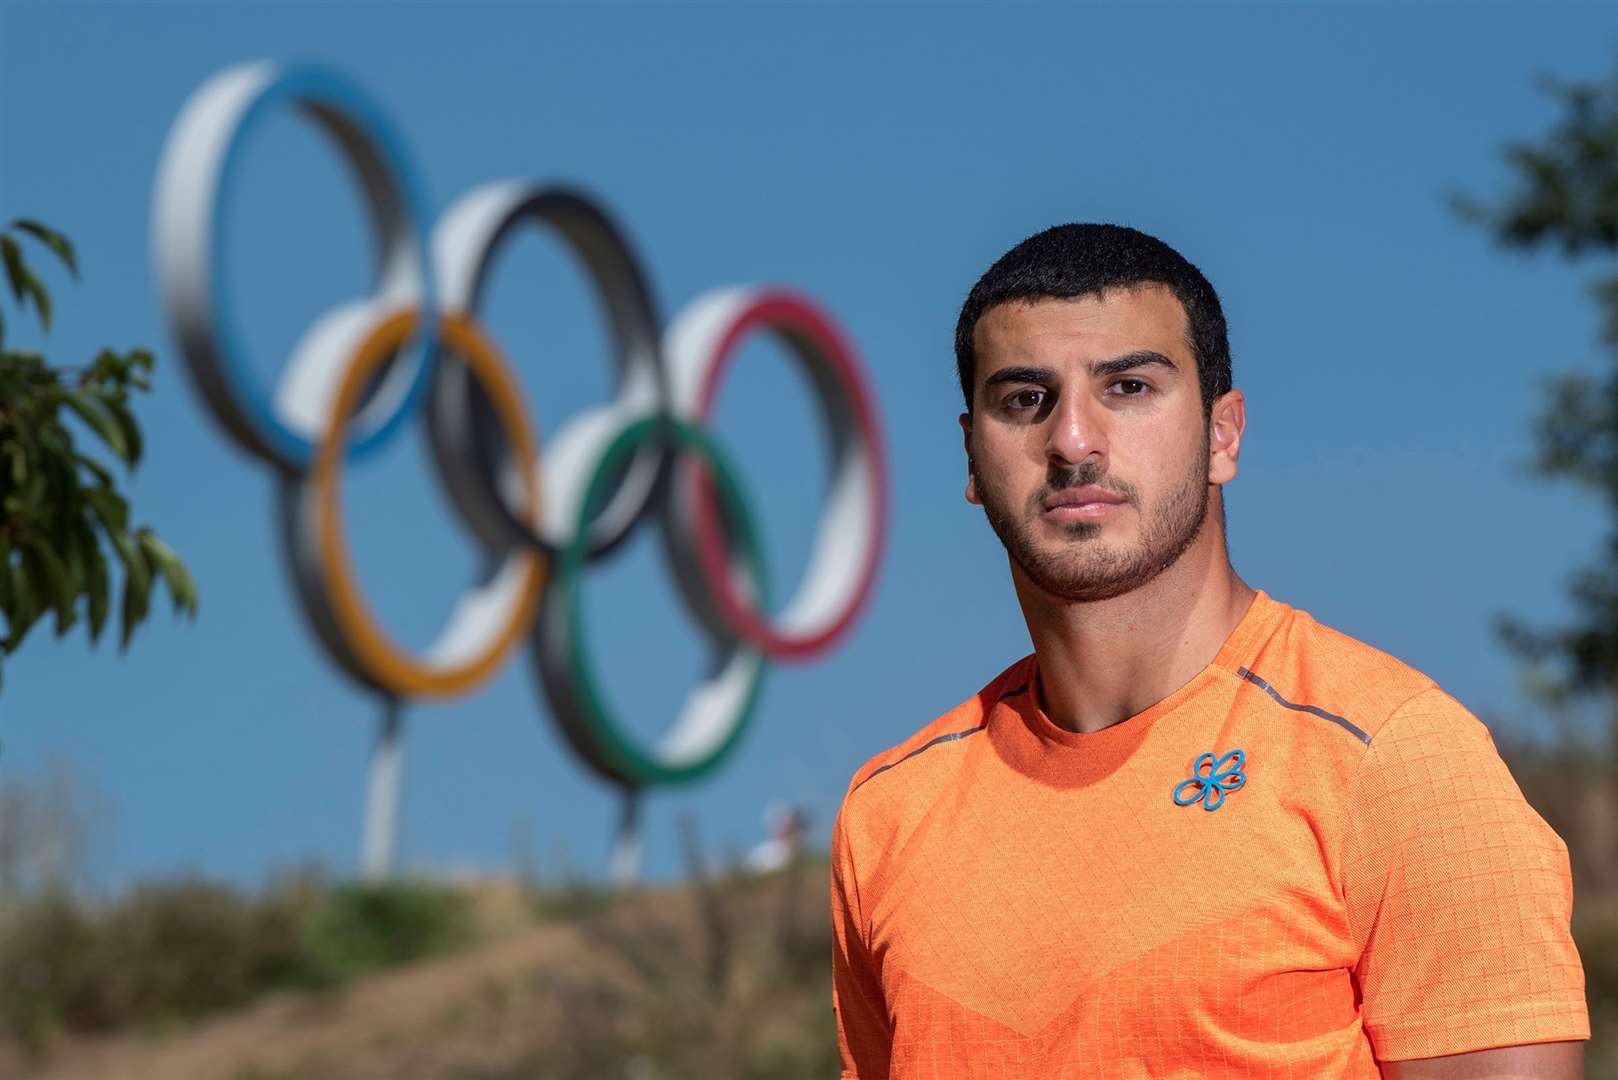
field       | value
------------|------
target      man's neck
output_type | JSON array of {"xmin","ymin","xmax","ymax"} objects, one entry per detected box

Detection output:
[{"xmin": 1012, "ymin": 529, "xmax": 1255, "ymax": 736}]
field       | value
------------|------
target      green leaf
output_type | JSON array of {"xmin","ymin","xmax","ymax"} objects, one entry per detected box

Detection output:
[
  {"xmin": 19, "ymin": 540, "xmax": 74, "ymax": 636},
  {"xmin": 72, "ymin": 451, "xmax": 116, "ymax": 488},
  {"xmin": 6, "ymin": 560, "xmax": 41, "ymax": 653},
  {"xmin": 105, "ymin": 528, "xmax": 151, "ymax": 650},
  {"xmin": 6, "ymin": 443, "xmax": 26, "ymax": 487},
  {"xmin": 0, "ymin": 534, "xmax": 13, "ymax": 614},
  {"xmin": 63, "ymin": 515, "xmax": 96, "ymax": 603},
  {"xmin": 61, "ymin": 390, "xmax": 130, "ymax": 462},
  {"xmin": 0, "ymin": 235, "xmax": 51, "ymax": 331},
  {"xmin": 0, "ymin": 235, "xmax": 26, "ymax": 305},
  {"xmin": 11, "ymin": 220, "xmax": 78, "ymax": 278},
  {"xmin": 22, "ymin": 261, "xmax": 51, "ymax": 329},
  {"xmin": 85, "ymin": 542, "xmax": 109, "ymax": 643},
  {"xmin": 137, "ymin": 529, "xmax": 198, "ymax": 616},
  {"xmin": 105, "ymin": 527, "xmax": 150, "ymax": 597},
  {"xmin": 120, "ymin": 558, "xmax": 151, "ymax": 650},
  {"xmin": 103, "ymin": 397, "xmax": 142, "ymax": 468},
  {"xmin": 85, "ymin": 487, "xmax": 130, "ymax": 535}
]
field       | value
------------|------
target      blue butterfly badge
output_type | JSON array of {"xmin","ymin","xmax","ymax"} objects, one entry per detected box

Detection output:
[{"xmin": 1173, "ymin": 748, "xmax": 1247, "ymax": 812}]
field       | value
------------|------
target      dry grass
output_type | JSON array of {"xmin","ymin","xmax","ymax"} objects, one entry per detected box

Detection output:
[{"xmin": 5, "ymin": 856, "xmax": 835, "ymax": 1080}]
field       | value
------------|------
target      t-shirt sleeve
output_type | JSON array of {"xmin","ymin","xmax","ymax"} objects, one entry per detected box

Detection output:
[
  {"xmin": 1341, "ymin": 686, "xmax": 1589, "ymax": 1062},
  {"xmin": 831, "ymin": 803, "xmax": 892, "ymax": 1079}
]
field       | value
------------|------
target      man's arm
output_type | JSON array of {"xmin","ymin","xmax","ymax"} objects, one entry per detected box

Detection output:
[{"xmin": 1381, "ymin": 1040, "xmax": 1583, "ymax": 1080}]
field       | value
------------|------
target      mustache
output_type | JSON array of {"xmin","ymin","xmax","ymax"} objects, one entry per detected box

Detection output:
[{"xmin": 1027, "ymin": 462, "xmax": 1139, "ymax": 511}]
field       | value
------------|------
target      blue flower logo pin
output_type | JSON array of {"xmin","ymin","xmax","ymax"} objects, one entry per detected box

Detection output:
[{"xmin": 1173, "ymin": 749, "xmax": 1247, "ymax": 812}]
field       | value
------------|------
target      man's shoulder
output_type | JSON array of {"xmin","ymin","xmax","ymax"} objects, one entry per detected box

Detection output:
[
  {"xmin": 1253, "ymin": 596, "xmax": 1461, "ymax": 745},
  {"xmin": 839, "ymin": 654, "xmax": 1031, "ymax": 807}
]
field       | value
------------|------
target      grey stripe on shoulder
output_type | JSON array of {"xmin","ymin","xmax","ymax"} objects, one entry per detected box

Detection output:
[
  {"xmin": 1237, "ymin": 667, "xmax": 1371, "ymax": 745},
  {"xmin": 851, "ymin": 682, "xmax": 1025, "ymax": 795}
]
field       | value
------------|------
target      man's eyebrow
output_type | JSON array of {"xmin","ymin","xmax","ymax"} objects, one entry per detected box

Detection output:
[
  {"xmin": 982, "ymin": 365, "xmax": 1056, "ymax": 388},
  {"xmin": 981, "ymin": 352, "xmax": 1180, "ymax": 390},
  {"xmin": 1090, "ymin": 350, "xmax": 1179, "ymax": 378}
]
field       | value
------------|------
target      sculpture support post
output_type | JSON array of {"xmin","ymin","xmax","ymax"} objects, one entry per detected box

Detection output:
[
  {"xmin": 362, "ymin": 698, "xmax": 405, "ymax": 880},
  {"xmin": 610, "ymin": 785, "xmax": 642, "ymax": 886}
]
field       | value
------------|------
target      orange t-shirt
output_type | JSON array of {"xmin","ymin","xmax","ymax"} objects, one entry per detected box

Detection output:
[{"xmin": 831, "ymin": 591, "xmax": 1588, "ymax": 1078}]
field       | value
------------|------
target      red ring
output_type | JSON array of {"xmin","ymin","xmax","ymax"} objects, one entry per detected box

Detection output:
[{"xmin": 685, "ymin": 290, "xmax": 887, "ymax": 659}]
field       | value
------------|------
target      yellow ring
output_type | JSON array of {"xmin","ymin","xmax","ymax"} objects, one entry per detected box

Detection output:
[{"xmin": 313, "ymin": 310, "xmax": 546, "ymax": 696}]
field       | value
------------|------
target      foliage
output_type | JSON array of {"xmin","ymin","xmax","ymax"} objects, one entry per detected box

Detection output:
[
  {"xmin": 0, "ymin": 888, "xmax": 98, "ymax": 1055},
  {"xmin": 0, "ymin": 219, "xmax": 196, "ymax": 688},
  {"xmin": 0, "ymin": 870, "xmax": 472, "ymax": 1058},
  {"xmin": 0, "ymin": 875, "xmax": 315, "ymax": 1055},
  {"xmin": 1455, "ymin": 64, "xmax": 1618, "ymax": 705},
  {"xmin": 526, "ymin": 858, "xmax": 838, "ymax": 1080},
  {"xmin": 0, "ymin": 800, "xmax": 838, "ymax": 1078},
  {"xmin": 77, "ymin": 878, "xmax": 315, "ymax": 1027},
  {"xmin": 237, "ymin": 856, "xmax": 840, "ymax": 1080},
  {"xmin": 298, "ymin": 878, "xmax": 472, "ymax": 985}
]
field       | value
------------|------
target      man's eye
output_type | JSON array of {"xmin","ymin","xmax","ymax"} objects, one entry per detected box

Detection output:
[
  {"xmin": 1111, "ymin": 379, "xmax": 1150, "ymax": 396},
  {"xmin": 1007, "ymin": 389, "xmax": 1046, "ymax": 410}
]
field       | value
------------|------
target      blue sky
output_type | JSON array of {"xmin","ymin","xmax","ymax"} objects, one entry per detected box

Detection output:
[{"xmin": 1, "ymin": 1, "xmax": 1614, "ymax": 890}]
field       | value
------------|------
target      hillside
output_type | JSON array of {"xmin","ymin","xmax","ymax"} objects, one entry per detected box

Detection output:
[
  {"xmin": 5, "ymin": 861, "xmax": 837, "ymax": 1080},
  {"xmin": 7, "ymin": 856, "xmax": 1614, "ymax": 1078}
]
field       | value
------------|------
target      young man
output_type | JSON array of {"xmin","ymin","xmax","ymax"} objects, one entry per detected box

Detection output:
[{"xmin": 831, "ymin": 225, "xmax": 1589, "ymax": 1078}]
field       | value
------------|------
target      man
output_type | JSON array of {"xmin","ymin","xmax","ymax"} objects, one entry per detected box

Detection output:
[{"xmin": 831, "ymin": 225, "xmax": 1589, "ymax": 1078}]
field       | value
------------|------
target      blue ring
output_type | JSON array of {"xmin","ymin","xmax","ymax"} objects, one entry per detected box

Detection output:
[{"xmin": 208, "ymin": 65, "xmax": 438, "ymax": 466}]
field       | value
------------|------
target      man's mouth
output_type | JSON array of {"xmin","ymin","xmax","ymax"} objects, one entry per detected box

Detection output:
[{"xmin": 1040, "ymin": 485, "xmax": 1129, "ymax": 521}]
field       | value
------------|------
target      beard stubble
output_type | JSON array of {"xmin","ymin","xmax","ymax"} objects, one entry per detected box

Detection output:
[{"xmin": 970, "ymin": 441, "xmax": 1212, "ymax": 603}]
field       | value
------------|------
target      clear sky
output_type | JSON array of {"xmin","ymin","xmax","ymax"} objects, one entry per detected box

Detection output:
[{"xmin": 1, "ymin": 0, "xmax": 1615, "ymax": 891}]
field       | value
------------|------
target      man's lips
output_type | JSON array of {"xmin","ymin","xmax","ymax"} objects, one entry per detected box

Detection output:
[{"xmin": 1041, "ymin": 486, "xmax": 1129, "ymax": 512}]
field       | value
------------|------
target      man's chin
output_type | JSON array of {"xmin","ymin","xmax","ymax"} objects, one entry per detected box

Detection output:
[
  {"xmin": 1019, "ymin": 569, "xmax": 1142, "ymax": 604},
  {"xmin": 1011, "ymin": 547, "xmax": 1138, "ymax": 599}
]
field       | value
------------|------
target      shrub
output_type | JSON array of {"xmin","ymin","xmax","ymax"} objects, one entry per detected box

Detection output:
[
  {"xmin": 299, "ymin": 879, "xmax": 472, "ymax": 984},
  {"xmin": 0, "ymin": 872, "xmax": 472, "ymax": 1055},
  {"xmin": 0, "ymin": 889, "xmax": 99, "ymax": 1053},
  {"xmin": 95, "ymin": 881, "xmax": 285, "ymax": 1025}
]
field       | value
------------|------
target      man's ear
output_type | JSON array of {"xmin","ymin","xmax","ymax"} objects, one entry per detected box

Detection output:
[
  {"xmin": 1207, "ymin": 389, "xmax": 1245, "ymax": 485},
  {"xmin": 960, "ymin": 412, "xmax": 981, "ymax": 505}
]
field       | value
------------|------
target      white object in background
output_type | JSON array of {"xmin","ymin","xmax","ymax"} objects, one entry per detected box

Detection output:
[{"xmin": 745, "ymin": 803, "xmax": 808, "ymax": 874}]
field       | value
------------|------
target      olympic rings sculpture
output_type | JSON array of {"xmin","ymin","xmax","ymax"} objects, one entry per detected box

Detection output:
[{"xmin": 152, "ymin": 61, "xmax": 887, "ymax": 789}]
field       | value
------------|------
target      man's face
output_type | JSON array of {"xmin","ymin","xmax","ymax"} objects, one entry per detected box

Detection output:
[{"xmin": 961, "ymin": 286, "xmax": 1232, "ymax": 603}]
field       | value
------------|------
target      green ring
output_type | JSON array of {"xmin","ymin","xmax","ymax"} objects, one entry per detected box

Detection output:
[{"xmin": 553, "ymin": 417, "xmax": 768, "ymax": 787}]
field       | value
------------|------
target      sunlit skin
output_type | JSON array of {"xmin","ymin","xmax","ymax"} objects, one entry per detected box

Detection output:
[
  {"xmin": 959, "ymin": 286, "xmax": 1584, "ymax": 1079},
  {"xmin": 1379, "ymin": 1042, "xmax": 1583, "ymax": 1080},
  {"xmin": 960, "ymin": 285, "xmax": 1252, "ymax": 736}
]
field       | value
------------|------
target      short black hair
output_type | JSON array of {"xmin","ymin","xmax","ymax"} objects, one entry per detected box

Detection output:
[{"xmin": 954, "ymin": 224, "xmax": 1231, "ymax": 415}]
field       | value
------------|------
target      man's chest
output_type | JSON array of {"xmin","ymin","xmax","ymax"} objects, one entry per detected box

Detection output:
[{"xmin": 864, "ymin": 745, "xmax": 1361, "ymax": 1044}]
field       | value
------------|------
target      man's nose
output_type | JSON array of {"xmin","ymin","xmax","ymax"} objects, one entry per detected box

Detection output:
[{"xmin": 1045, "ymin": 391, "xmax": 1106, "ymax": 467}]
